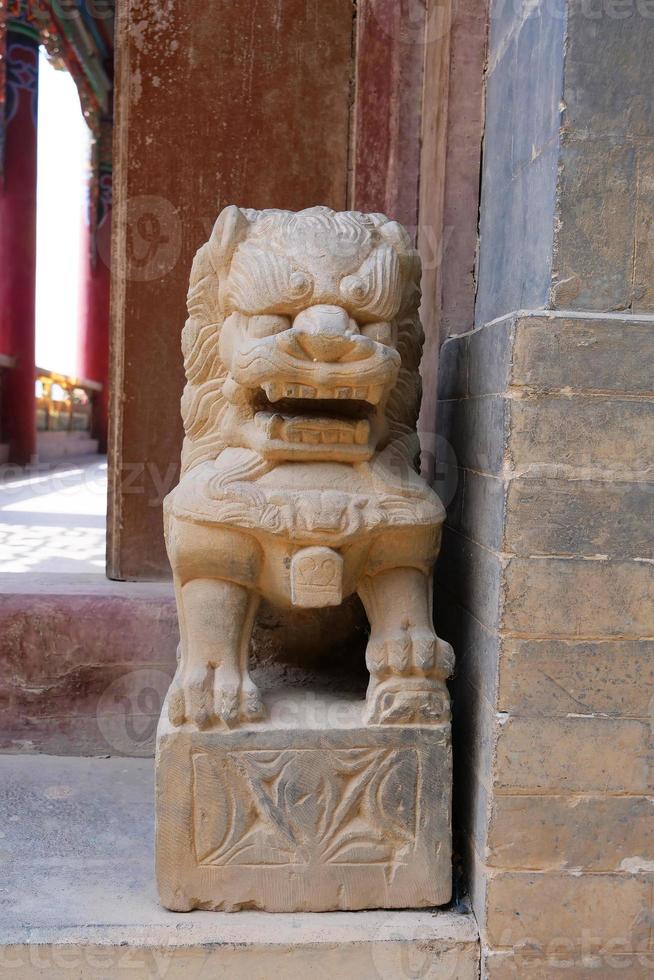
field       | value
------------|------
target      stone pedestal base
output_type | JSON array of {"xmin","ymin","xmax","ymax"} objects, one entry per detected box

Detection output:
[{"xmin": 155, "ymin": 691, "xmax": 452, "ymax": 912}]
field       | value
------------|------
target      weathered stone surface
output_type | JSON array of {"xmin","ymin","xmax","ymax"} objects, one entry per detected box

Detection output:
[
  {"xmin": 476, "ymin": 1, "xmax": 565, "ymax": 324},
  {"xmin": 494, "ymin": 717, "xmax": 653, "ymax": 794},
  {"xmin": 499, "ymin": 638, "xmax": 654, "ymax": 718},
  {"xmin": 552, "ymin": 140, "xmax": 637, "ymax": 311},
  {"xmin": 564, "ymin": 3, "xmax": 654, "ymax": 141},
  {"xmin": 437, "ymin": 528, "xmax": 502, "ymax": 631},
  {"xmin": 437, "ymin": 396, "xmax": 507, "ymax": 474},
  {"xmin": 456, "ymin": 470, "xmax": 506, "ymax": 552},
  {"xmin": 477, "ymin": 1, "xmax": 654, "ymax": 321},
  {"xmin": 437, "ymin": 601, "xmax": 499, "ymax": 708},
  {"xmin": 508, "ymin": 397, "xmax": 653, "ymax": 474},
  {"xmin": 485, "ymin": 871, "xmax": 652, "ymax": 953},
  {"xmin": 487, "ymin": 795, "xmax": 654, "ymax": 873},
  {"xmin": 467, "ymin": 315, "xmax": 513, "ymax": 396},
  {"xmin": 503, "ymin": 557, "xmax": 654, "ymax": 638},
  {"xmin": 505, "ymin": 478, "xmax": 654, "ymax": 559},
  {"xmin": 512, "ymin": 315, "xmax": 654, "ymax": 395},
  {"xmin": 3, "ymin": 940, "xmax": 480, "ymax": 980},
  {"xmin": 633, "ymin": 147, "xmax": 654, "ymax": 313},
  {"xmin": 156, "ymin": 693, "xmax": 452, "ymax": 912},
  {"xmin": 437, "ymin": 334, "xmax": 468, "ymax": 400},
  {"xmin": 484, "ymin": 949, "xmax": 654, "ymax": 979},
  {"xmin": 0, "ymin": 575, "xmax": 178, "ymax": 755}
]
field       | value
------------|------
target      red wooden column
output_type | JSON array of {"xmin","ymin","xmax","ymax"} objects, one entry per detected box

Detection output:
[
  {"xmin": 79, "ymin": 137, "xmax": 112, "ymax": 454},
  {"xmin": 0, "ymin": 27, "xmax": 39, "ymax": 465}
]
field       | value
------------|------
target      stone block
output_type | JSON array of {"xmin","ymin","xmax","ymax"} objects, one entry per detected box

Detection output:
[
  {"xmin": 502, "ymin": 557, "xmax": 654, "ymax": 639},
  {"xmin": 476, "ymin": 1, "xmax": 564, "ymax": 324},
  {"xmin": 498, "ymin": 638, "xmax": 654, "ymax": 718},
  {"xmin": 437, "ymin": 528, "xmax": 503, "ymax": 632},
  {"xmin": 437, "ymin": 334, "xmax": 468, "ymax": 401},
  {"xmin": 485, "ymin": 871, "xmax": 653, "ymax": 953},
  {"xmin": 477, "ymin": 141, "xmax": 559, "ymax": 326},
  {"xmin": 486, "ymin": 795, "xmax": 654, "ymax": 872},
  {"xmin": 455, "ymin": 758, "xmax": 491, "ymax": 866},
  {"xmin": 459, "ymin": 470, "xmax": 506, "ymax": 552},
  {"xmin": 155, "ymin": 692, "xmax": 452, "ymax": 912},
  {"xmin": 634, "ymin": 146, "xmax": 654, "ymax": 313},
  {"xmin": 494, "ymin": 717, "xmax": 653, "ymax": 794},
  {"xmin": 508, "ymin": 396, "xmax": 653, "ymax": 474},
  {"xmin": 484, "ymin": 949, "xmax": 654, "ymax": 979},
  {"xmin": 505, "ymin": 478, "xmax": 654, "ymax": 559},
  {"xmin": 552, "ymin": 140, "xmax": 637, "ymax": 311},
  {"xmin": 467, "ymin": 315, "xmax": 513, "ymax": 396},
  {"xmin": 437, "ymin": 396, "xmax": 507, "ymax": 474},
  {"xmin": 512, "ymin": 315, "xmax": 654, "ymax": 395},
  {"xmin": 442, "ymin": 466, "xmax": 465, "ymax": 532},
  {"xmin": 440, "ymin": 602, "xmax": 500, "ymax": 709},
  {"xmin": 564, "ymin": 3, "xmax": 654, "ymax": 141}
]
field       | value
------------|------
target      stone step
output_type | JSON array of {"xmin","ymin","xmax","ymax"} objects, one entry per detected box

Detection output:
[
  {"xmin": 0, "ymin": 754, "xmax": 479, "ymax": 978},
  {"xmin": 0, "ymin": 574, "xmax": 178, "ymax": 755}
]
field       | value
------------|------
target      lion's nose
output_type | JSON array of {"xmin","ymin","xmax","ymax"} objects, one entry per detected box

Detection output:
[{"xmin": 289, "ymin": 305, "xmax": 372, "ymax": 363}]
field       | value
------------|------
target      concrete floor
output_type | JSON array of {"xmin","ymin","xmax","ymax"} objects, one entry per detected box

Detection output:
[
  {"xmin": 0, "ymin": 455, "xmax": 107, "ymax": 574},
  {"xmin": 0, "ymin": 755, "xmax": 479, "ymax": 978}
]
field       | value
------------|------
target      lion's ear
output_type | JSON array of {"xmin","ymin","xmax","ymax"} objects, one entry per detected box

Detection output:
[
  {"xmin": 378, "ymin": 219, "xmax": 412, "ymax": 255},
  {"xmin": 208, "ymin": 205, "xmax": 249, "ymax": 273}
]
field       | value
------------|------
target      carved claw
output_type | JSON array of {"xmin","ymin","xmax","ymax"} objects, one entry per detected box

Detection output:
[
  {"xmin": 167, "ymin": 663, "xmax": 265, "ymax": 730},
  {"xmin": 386, "ymin": 633, "xmax": 412, "ymax": 674},
  {"xmin": 241, "ymin": 686, "xmax": 265, "ymax": 721},
  {"xmin": 412, "ymin": 633, "xmax": 436, "ymax": 673},
  {"xmin": 168, "ymin": 666, "xmax": 215, "ymax": 728},
  {"xmin": 365, "ymin": 640, "xmax": 386, "ymax": 675},
  {"xmin": 364, "ymin": 628, "xmax": 453, "ymax": 681},
  {"xmin": 217, "ymin": 686, "xmax": 240, "ymax": 726}
]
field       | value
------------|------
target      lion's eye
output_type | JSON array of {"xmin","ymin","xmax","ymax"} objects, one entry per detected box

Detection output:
[
  {"xmin": 247, "ymin": 315, "xmax": 291, "ymax": 338},
  {"xmin": 288, "ymin": 271, "xmax": 313, "ymax": 299},
  {"xmin": 360, "ymin": 321, "xmax": 393, "ymax": 346},
  {"xmin": 340, "ymin": 275, "xmax": 367, "ymax": 303}
]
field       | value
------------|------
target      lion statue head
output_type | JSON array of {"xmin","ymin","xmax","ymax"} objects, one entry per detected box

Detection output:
[{"xmin": 179, "ymin": 205, "xmax": 424, "ymax": 475}]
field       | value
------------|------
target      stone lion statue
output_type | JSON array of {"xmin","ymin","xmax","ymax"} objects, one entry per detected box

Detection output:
[{"xmin": 163, "ymin": 205, "xmax": 453, "ymax": 728}]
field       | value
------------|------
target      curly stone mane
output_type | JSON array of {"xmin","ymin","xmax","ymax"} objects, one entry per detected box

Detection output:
[{"xmin": 179, "ymin": 206, "xmax": 424, "ymax": 476}]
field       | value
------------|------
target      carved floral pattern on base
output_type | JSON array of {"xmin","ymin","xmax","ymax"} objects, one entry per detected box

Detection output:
[{"xmin": 192, "ymin": 747, "xmax": 418, "ymax": 868}]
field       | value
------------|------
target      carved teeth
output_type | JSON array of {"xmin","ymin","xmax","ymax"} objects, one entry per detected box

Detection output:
[
  {"xmin": 263, "ymin": 382, "xmax": 284, "ymax": 402},
  {"xmin": 354, "ymin": 420, "xmax": 369, "ymax": 445},
  {"xmin": 262, "ymin": 381, "xmax": 385, "ymax": 406},
  {"xmin": 255, "ymin": 411, "xmax": 371, "ymax": 448},
  {"xmin": 255, "ymin": 412, "xmax": 283, "ymax": 438}
]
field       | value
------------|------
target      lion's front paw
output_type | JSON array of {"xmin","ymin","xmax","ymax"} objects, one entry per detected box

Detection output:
[
  {"xmin": 365, "ymin": 627, "xmax": 453, "ymax": 680},
  {"xmin": 167, "ymin": 664, "xmax": 264, "ymax": 729},
  {"xmin": 363, "ymin": 627, "xmax": 453, "ymax": 725}
]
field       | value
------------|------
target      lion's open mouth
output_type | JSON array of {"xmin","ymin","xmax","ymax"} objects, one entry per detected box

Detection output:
[{"xmin": 253, "ymin": 385, "xmax": 378, "ymax": 447}]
